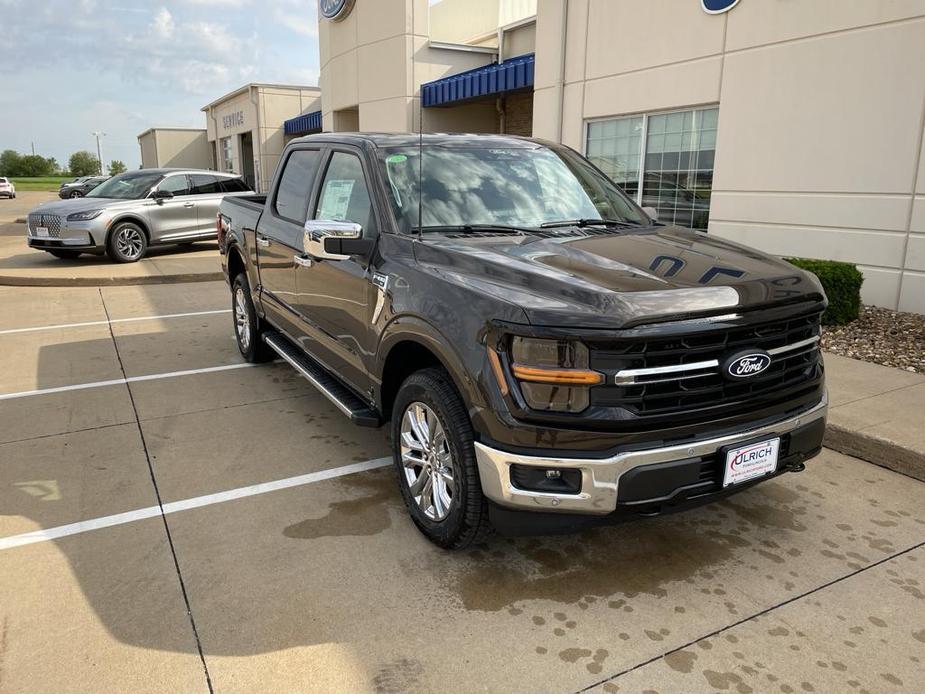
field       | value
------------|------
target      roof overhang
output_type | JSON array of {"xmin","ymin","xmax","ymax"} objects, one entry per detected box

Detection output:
[
  {"xmin": 284, "ymin": 110, "xmax": 323, "ymax": 136},
  {"xmin": 421, "ymin": 53, "xmax": 535, "ymax": 108}
]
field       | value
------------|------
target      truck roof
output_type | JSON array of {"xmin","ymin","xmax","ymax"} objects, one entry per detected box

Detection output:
[{"xmin": 287, "ymin": 132, "xmax": 552, "ymax": 149}]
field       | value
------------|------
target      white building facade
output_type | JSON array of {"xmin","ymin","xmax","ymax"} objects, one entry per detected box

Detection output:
[{"xmin": 313, "ymin": 0, "xmax": 925, "ymax": 312}]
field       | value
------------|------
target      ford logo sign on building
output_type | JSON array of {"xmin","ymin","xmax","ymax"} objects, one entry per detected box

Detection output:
[
  {"xmin": 320, "ymin": 0, "xmax": 355, "ymax": 22},
  {"xmin": 724, "ymin": 351, "xmax": 772, "ymax": 379},
  {"xmin": 701, "ymin": 0, "xmax": 740, "ymax": 13}
]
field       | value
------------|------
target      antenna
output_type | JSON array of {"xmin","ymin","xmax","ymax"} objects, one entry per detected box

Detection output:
[{"xmin": 415, "ymin": 0, "xmax": 423, "ymax": 240}]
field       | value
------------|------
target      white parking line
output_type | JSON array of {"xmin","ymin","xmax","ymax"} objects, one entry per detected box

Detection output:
[
  {"xmin": 0, "ymin": 309, "xmax": 231, "ymax": 336},
  {"xmin": 0, "ymin": 457, "xmax": 392, "ymax": 551},
  {"xmin": 0, "ymin": 363, "xmax": 256, "ymax": 401}
]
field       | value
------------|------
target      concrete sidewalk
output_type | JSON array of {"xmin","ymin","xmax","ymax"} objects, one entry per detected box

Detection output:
[{"xmin": 825, "ymin": 352, "xmax": 925, "ymax": 481}]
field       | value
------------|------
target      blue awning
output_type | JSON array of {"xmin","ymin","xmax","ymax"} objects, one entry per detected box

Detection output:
[
  {"xmin": 284, "ymin": 110, "xmax": 323, "ymax": 136},
  {"xmin": 422, "ymin": 53, "xmax": 535, "ymax": 108}
]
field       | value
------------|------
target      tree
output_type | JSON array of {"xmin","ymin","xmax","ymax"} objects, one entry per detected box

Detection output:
[
  {"xmin": 108, "ymin": 160, "xmax": 127, "ymax": 175},
  {"xmin": 0, "ymin": 150, "xmax": 22, "ymax": 176},
  {"xmin": 17, "ymin": 155, "xmax": 56, "ymax": 177},
  {"xmin": 69, "ymin": 151, "xmax": 100, "ymax": 177}
]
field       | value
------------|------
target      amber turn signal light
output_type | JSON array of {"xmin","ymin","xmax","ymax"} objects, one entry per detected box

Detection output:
[{"xmin": 510, "ymin": 364, "xmax": 604, "ymax": 385}]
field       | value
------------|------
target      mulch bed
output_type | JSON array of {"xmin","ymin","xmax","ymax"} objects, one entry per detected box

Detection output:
[{"xmin": 821, "ymin": 305, "xmax": 925, "ymax": 373}]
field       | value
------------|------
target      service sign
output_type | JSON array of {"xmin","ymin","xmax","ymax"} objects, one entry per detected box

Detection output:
[
  {"xmin": 701, "ymin": 0, "xmax": 740, "ymax": 13},
  {"xmin": 320, "ymin": 0, "xmax": 355, "ymax": 21}
]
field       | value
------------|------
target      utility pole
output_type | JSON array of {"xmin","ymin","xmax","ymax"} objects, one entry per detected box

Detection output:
[
  {"xmin": 92, "ymin": 131, "xmax": 106, "ymax": 175},
  {"xmin": 31, "ymin": 142, "xmax": 35, "ymax": 156}
]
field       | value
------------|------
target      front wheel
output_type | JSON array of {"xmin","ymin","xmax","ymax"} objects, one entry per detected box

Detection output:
[
  {"xmin": 391, "ymin": 368, "xmax": 492, "ymax": 549},
  {"xmin": 232, "ymin": 272, "xmax": 274, "ymax": 362},
  {"xmin": 69, "ymin": 191, "xmax": 82, "ymax": 199},
  {"xmin": 106, "ymin": 222, "xmax": 148, "ymax": 263}
]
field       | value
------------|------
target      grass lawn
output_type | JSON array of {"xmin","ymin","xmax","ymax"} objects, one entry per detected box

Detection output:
[{"xmin": 9, "ymin": 177, "xmax": 73, "ymax": 192}]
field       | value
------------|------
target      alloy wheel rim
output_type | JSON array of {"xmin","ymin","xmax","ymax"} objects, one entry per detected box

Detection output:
[
  {"xmin": 400, "ymin": 402, "xmax": 456, "ymax": 521},
  {"xmin": 234, "ymin": 287, "xmax": 250, "ymax": 350},
  {"xmin": 115, "ymin": 227, "xmax": 144, "ymax": 260}
]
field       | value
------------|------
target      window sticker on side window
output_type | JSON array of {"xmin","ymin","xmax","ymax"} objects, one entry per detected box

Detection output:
[{"xmin": 317, "ymin": 179, "xmax": 355, "ymax": 220}]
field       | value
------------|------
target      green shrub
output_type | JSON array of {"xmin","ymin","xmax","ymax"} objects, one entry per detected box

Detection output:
[{"xmin": 785, "ymin": 257, "xmax": 863, "ymax": 325}]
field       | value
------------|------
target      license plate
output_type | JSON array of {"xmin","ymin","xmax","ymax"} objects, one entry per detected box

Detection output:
[
  {"xmin": 723, "ymin": 437, "xmax": 780, "ymax": 487},
  {"xmin": 35, "ymin": 227, "xmax": 49, "ymax": 238}
]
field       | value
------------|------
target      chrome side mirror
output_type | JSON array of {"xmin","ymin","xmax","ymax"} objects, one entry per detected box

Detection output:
[
  {"xmin": 642, "ymin": 206, "xmax": 659, "ymax": 222},
  {"xmin": 303, "ymin": 219, "xmax": 362, "ymax": 261}
]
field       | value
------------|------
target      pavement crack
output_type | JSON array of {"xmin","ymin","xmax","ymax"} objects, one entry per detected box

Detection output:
[
  {"xmin": 98, "ymin": 288, "xmax": 214, "ymax": 694},
  {"xmin": 575, "ymin": 537, "xmax": 925, "ymax": 693}
]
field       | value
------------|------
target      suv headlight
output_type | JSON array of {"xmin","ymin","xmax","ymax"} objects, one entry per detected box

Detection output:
[
  {"xmin": 505, "ymin": 336, "xmax": 602, "ymax": 413},
  {"xmin": 67, "ymin": 209, "xmax": 103, "ymax": 221}
]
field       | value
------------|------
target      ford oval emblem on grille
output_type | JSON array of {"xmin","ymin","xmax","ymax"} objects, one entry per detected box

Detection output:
[{"xmin": 723, "ymin": 350, "xmax": 772, "ymax": 379}]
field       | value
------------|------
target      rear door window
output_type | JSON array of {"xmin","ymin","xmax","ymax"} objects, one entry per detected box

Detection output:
[
  {"xmin": 220, "ymin": 177, "xmax": 249, "ymax": 193},
  {"xmin": 190, "ymin": 174, "xmax": 221, "ymax": 195},
  {"xmin": 274, "ymin": 149, "xmax": 323, "ymax": 223}
]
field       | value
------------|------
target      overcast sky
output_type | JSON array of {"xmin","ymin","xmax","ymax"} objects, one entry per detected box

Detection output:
[{"xmin": 0, "ymin": 0, "xmax": 320, "ymax": 171}]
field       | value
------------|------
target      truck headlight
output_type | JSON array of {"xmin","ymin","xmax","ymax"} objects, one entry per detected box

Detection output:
[
  {"xmin": 66, "ymin": 209, "xmax": 103, "ymax": 221},
  {"xmin": 508, "ymin": 336, "xmax": 602, "ymax": 413}
]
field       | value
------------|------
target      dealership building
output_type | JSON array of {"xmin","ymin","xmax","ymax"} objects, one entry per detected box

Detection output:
[{"xmin": 141, "ymin": 0, "xmax": 925, "ymax": 312}]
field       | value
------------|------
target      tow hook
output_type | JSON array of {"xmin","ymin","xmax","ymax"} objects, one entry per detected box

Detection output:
[{"xmin": 784, "ymin": 461, "xmax": 806, "ymax": 473}]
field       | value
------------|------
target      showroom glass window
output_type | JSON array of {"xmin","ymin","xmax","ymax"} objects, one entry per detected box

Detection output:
[
  {"xmin": 220, "ymin": 137, "xmax": 233, "ymax": 173},
  {"xmin": 586, "ymin": 106, "xmax": 718, "ymax": 231}
]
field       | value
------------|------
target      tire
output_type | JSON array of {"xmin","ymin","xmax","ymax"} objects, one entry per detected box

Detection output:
[
  {"xmin": 106, "ymin": 221, "xmax": 148, "ymax": 263},
  {"xmin": 47, "ymin": 250, "xmax": 81, "ymax": 259},
  {"xmin": 391, "ymin": 368, "xmax": 492, "ymax": 549},
  {"xmin": 232, "ymin": 272, "xmax": 274, "ymax": 363},
  {"xmin": 69, "ymin": 191, "xmax": 81, "ymax": 199}
]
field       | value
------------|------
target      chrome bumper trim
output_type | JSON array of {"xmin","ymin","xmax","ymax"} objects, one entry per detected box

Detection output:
[{"xmin": 474, "ymin": 394, "xmax": 827, "ymax": 515}]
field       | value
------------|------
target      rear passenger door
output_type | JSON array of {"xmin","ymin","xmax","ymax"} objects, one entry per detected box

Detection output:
[
  {"xmin": 255, "ymin": 147, "xmax": 325, "ymax": 337},
  {"xmin": 189, "ymin": 174, "xmax": 225, "ymax": 234}
]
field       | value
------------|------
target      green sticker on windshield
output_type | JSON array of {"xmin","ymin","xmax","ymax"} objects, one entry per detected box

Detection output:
[{"xmin": 386, "ymin": 154, "xmax": 407, "ymax": 164}]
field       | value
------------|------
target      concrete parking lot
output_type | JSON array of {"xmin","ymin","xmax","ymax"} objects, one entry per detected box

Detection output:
[{"xmin": 1, "ymin": 280, "xmax": 924, "ymax": 694}]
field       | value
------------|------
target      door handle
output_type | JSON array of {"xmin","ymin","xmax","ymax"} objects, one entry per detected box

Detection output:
[
  {"xmin": 183, "ymin": 202, "xmax": 195, "ymax": 208},
  {"xmin": 294, "ymin": 255, "xmax": 313, "ymax": 268},
  {"xmin": 256, "ymin": 237, "xmax": 270, "ymax": 248}
]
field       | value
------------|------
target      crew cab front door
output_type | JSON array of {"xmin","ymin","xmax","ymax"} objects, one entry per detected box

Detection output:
[
  {"xmin": 291, "ymin": 149, "xmax": 375, "ymax": 394},
  {"xmin": 255, "ymin": 147, "xmax": 324, "ymax": 337}
]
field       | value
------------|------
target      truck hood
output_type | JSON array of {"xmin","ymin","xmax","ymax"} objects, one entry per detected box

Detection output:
[
  {"xmin": 30, "ymin": 197, "xmax": 141, "ymax": 216},
  {"xmin": 414, "ymin": 226, "xmax": 825, "ymax": 328}
]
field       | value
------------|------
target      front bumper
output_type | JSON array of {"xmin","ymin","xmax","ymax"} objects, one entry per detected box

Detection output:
[
  {"xmin": 474, "ymin": 394, "xmax": 827, "ymax": 515},
  {"xmin": 25, "ymin": 217, "xmax": 105, "ymax": 251}
]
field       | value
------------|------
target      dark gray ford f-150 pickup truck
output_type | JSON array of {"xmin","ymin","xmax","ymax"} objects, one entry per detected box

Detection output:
[{"xmin": 219, "ymin": 133, "xmax": 828, "ymax": 549}]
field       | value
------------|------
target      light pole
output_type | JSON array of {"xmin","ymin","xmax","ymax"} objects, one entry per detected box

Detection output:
[{"xmin": 92, "ymin": 131, "xmax": 106, "ymax": 174}]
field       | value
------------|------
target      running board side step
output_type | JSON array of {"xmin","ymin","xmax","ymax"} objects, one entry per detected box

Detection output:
[{"xmin": 263, "ymin": 332, "xmax": 381, "ymax": 427}]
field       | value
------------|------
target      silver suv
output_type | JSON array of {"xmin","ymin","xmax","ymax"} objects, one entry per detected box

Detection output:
[{"xmin": 26, "ymin": 168, "xmax": 252, "ymax": 262}]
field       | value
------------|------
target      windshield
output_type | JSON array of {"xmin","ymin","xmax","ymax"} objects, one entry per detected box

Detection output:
[
  {"xmin": 87, "ymin": 172, "xmax": 163, "ymax": 200},
  {"xmin": 377, "ymin": 144, "xmax": 646, "ymax": 233}
]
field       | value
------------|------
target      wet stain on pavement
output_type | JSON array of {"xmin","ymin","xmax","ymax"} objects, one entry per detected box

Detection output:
[
  {"xmin": 664, "ymin": 649, "xmax": 697, "ymax": 673},
  {"xmin": 371, "ymin": 657, "xmax": 424, "ymax": 694},
  {"xmin": 283, "ymin": 468, "xmax": 397, "ymax": 540}
]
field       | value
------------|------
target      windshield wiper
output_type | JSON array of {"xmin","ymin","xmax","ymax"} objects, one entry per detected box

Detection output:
[
  {"xmin": 539, "ymin": 218, "xmax": 643, "ymax": 229},
  {"xmin": 416, "ymin": 224, "xmax": 530, "ymax": 235}
]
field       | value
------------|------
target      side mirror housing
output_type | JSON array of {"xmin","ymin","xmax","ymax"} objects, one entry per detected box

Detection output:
[
  {"xmin": 642, "ymin": 206, "xmax": 659, "ymax": 222},
  {"xmin": 304, "ymin": 219, "xmax": 367, "ymax": 261},
  {"xmin": 152, "ymin": 189, "xmax": 174, "ymax": 201}
]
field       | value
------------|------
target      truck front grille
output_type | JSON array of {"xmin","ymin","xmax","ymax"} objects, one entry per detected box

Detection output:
[
  {"xmin": 590, "ymin": 310, "xmax": 822, "ymax": 417},
  {"xmin": 28, "ymin": 213, "xmax": 62, "ymax": 238}
]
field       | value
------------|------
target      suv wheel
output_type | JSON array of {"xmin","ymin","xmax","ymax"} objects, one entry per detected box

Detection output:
[
  {"xmin": 69, "ymin": 191, "xmax": 81, "ymax": 199},
  {"xmin": 391, "ymin": 368, "xmax": 492, "ymax": 549},
  {"xmin": 107, "ymin": 222, "xmax": 148, "ymax": 263},
  {"xmin": 232, "ymin": 272, "xmax": 274, "ymax": 362}
]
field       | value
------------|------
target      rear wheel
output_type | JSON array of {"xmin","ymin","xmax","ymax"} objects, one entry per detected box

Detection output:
[
  {"xmin": 46, "ymin": 250, "xmax": 81, "ymax": 259},
  {"xmin": 106, "ymin": 222, "xmax": 147, "ymax": 263},
  {"xmin": 391, "ymin": 368, "xmax": 492, "ymax": 549},
  {"xmin": 232, "ymin": 272, "xmax": 274, "ymax": 362},
  {"xmin": 69, "ymin": 191, "xmax": 81, "ymax": 199}
]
